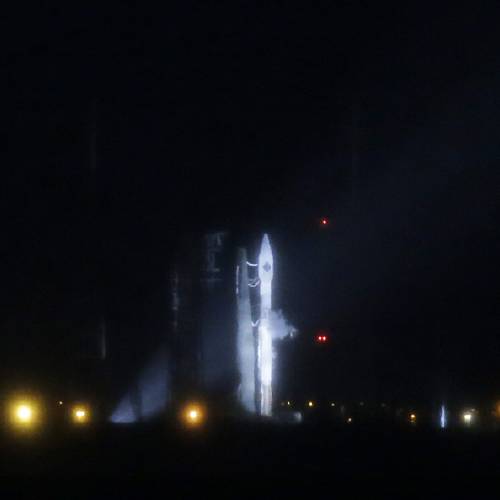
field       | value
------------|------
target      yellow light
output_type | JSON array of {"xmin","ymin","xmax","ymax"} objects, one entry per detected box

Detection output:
[
  {"xmin": 17, "ymin": 405, "xmax": 32, "ymax": 423},
  {"xmin": 58, "ymin": 401, "xmax": 64, "ymax": 406},
  {"xmin": 182, "ymin": 403, "xmax": 205, "ymax": 428},
  {"xmin": 410, "ymin": 413, "xmax": 416, "ymax": 421},
  {"xmin": 494, "ymin": 402, "xmax": 500, "ymax": 418},
  {"xmin": 307, "ymin": 401, "xmax": 314, "ymax": 408},
  {"xmin": 8, "ymin": 398, "xmax": 41, "ymax": 430},
  {"xmin": 71, "ymin": 405, "xmax": 90, "ymax": 424},
  {"xmin": 463, "ymin": 412, "xmax": 472, "ymax": 424}
]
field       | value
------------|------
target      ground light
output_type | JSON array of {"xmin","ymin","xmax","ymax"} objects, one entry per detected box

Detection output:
[
  {"xmin": 7, "ymin": 397, "xmax": 41, "ymax": 431},
  {"xmin": 409, "ymin": 413, "xmax": 417, "ymax": 424},
  {"xmin": 462, "ymin": 411, "xmax": 473, "ymax": 426},
  {"xmin": 494, "ymin": 401, "xmax": 500, "ymax": 419},
  {"xmin": 71, "ymin": 405, "xmax": 90, "ymax": 425},
  {"xmin": 181, "ymin": 403, "xmax": 206, "ymax": 428},
  {"xmin": 307, "ymin": 401, "xmax": 314, "ymax": 408}
]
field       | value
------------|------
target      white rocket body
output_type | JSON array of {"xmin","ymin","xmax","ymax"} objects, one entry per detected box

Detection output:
[{"xmin": 257, "ymin": 234, "xmax": 273, "ymax": 416}]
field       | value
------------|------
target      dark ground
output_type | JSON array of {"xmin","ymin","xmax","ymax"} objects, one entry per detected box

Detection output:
[{"xmin": 1, "ymin": 420, "xmax": 498, "ymax": 497}]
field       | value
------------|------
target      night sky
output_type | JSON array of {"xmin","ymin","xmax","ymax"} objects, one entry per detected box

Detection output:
[{"xmin": 2, "ymin": 4, "xmax": 499, "ymax": 404}]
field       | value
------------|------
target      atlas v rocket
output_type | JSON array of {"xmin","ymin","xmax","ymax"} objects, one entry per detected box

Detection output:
[
  {"xmin": 236, "ymin": 233, "xmax": 275, "ymax": 416},
  {"xmin": 257, "ymin": 234, "xmax": 274, "ymax": 416}
]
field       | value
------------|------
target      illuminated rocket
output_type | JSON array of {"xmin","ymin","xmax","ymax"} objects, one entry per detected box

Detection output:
[
  {"xmin": 236, "ymin": 233, "xmax": 285, "ymax": 416},
  {"xmin": 257, "ymin": 234, "xmax": 273, "ymax": 416}
]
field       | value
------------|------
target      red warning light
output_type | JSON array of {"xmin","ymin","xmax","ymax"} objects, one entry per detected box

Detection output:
[
  {"xmin": 316, "ymin": 332, "xmax": 328, "ymax": 343},
  {"xmin": 320, "ymin": 217, "xmax": 329, "ymax": 226}
]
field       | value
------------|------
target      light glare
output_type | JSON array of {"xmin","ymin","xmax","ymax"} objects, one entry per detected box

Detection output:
[
  {"xmin": 440, "ymin": 404, "xmax": 447, "ymax": 429},
  {"xmin": 17, "ymin": 405, "xmax": 32, "ymax": 422},
  {"xmin": 8, "ymin": 398, "xmax": 40, "ymax": 429},
  {"xmin": 182, "ymin": 403, "xmax": 205, "ymax": 428},
  {"xmin": 72, "ymin": 405, "xmax": 90, "ymax": 424}
]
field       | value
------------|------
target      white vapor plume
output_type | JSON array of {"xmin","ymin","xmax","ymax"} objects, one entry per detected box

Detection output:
[
  {"xmin": 110, "ymin": 347, "xmax": 169, "ymax": 423},
  {"xmin": 268, "ymin": 309, "xmax": 297, "ymax": 341}
]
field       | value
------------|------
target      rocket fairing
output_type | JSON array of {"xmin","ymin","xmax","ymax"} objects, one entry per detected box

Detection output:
[
  {"xmin": 257, "ymin": 234, "xmax": 274, "ymax": 416},
  {"xmin": 258, "ymin": 234, "xmax": 274, "ymax": 299}
]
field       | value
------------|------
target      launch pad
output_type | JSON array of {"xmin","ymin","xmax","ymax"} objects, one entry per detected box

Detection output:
[{"xmin": 111, "ymin": 231, "xmax": 295, "ymax": 423}]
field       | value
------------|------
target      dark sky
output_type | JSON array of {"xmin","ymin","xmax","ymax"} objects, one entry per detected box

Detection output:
[{"xmin": 1, "ymin": 3, "xmax": 499, "ymax": 402}]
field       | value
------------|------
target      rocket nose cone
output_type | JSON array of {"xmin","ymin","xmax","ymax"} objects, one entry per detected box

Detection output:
[
  {"xmin": 261, "ymin": 234, "xmax": 271, "ymax": 253},
  {"xmin": 258, "ymin": 233, "xmax": 274, "ymax": 278}
]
